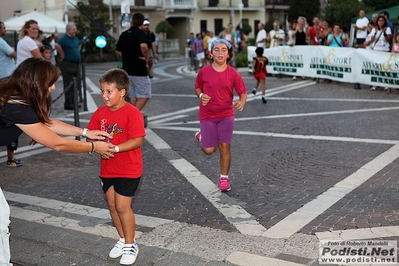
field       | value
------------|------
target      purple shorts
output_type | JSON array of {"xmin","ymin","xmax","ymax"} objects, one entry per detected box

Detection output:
[{"xmin": 200, "ymin": 116, "xmax": 235, "ymax": 148}]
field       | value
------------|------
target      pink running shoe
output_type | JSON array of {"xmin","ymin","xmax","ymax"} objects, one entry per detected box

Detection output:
[
  {"xmin": 195, "ymin": 131, "xmax": 201, "ymax": 142},
  {"xmin": 219, "ymin": 178, "xmax": 231, "ymax": 192}
]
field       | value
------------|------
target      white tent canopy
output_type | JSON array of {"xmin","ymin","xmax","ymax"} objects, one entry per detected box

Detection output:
[{"xmin": 3, "ymin": 11, "xmax": 66, "ymax": 33}]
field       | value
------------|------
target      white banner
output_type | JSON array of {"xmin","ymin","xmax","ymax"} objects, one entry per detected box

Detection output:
[{"xmin": 248, "ymin": 46, "xmax": 399, "ymax": 89}]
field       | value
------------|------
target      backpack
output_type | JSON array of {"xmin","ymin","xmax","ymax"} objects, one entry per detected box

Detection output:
[{"xmin": 254, "ymin": 56, "xmax": 268, "ymax": 74}]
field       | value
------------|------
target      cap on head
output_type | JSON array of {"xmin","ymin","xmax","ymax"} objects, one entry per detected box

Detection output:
[{"xmin": 143, "ymin": 20, "xmax": 150, "ymax": 25}]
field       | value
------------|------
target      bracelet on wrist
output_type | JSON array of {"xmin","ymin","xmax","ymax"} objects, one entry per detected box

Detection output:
[
  {"xmin": 89, "ymin": 142, "xmax": 94, "ymax": 154},
  {"xmin": 199, "ymin": 93, "xmax": 204, "ymax": 99}
]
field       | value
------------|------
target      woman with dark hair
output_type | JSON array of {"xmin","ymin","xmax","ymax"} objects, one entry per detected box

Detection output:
[
  {"xmin": 371, "ymin": 15, "xmax": 392, "ymax": 92},
  {"xmin": 371, "ymin": 15, "xmax": 391, "ymax": 52},
  {"xmin": 0, "ymin": 58, "xmax": 116, "ymax": 265}
]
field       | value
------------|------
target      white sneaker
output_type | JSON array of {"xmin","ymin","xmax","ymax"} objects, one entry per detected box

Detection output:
[
  {"xmin": 292, "ymin": 76, "xmax": 297, "ymax": 80},
  {"xmin": 120, "ymin": 242, "xmax": 139, "ymax": 265},
  {"xmin": 109, "ymin": 238, "xmax": 125, "ymax": 258},
  {"xmin": 370, "ymin": 86, "xmax": 376, "ymax": 91}
]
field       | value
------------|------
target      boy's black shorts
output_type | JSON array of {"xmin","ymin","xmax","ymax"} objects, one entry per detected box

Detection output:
[{"xmin": 100, "ymin": 177, "xmax": 141, "ymax": 197}]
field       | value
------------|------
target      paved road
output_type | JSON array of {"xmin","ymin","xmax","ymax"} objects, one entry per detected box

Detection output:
[{"xmin": 1, "ymin": 59, "xmax": 399, "ymax": 265}]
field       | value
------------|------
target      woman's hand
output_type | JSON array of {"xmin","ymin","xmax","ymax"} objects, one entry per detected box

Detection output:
[
  {"xmin": 93, "ymin": 141, "xmax": 115, "ymax": 158},
  {"xmin": 86, "ymin": 129, "xmax": 112, "ymax": 141}
]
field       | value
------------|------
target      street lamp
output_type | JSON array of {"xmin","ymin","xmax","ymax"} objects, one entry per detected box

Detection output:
[{"xmin": 238, "ymin": 1, "xmax": 243, "ymax": 29}]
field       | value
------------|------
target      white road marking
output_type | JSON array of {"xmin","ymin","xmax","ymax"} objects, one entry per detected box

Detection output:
[
  {"xmin": 226, "ymin": 251, "xmax": 306, "ymax": 266},
  {"xmin": 263, "ymin": 143, "xmax": 399, "ymax": 238},
  {"xmin": 316, "ymin": 225, "xmax": 399, "ymax": 241},
  {"xmin": 5, "ymin": 191, "xmax": 173, "ymax": 228},
  {"xmin": 144, "ymin": 128, "xmax": 267, "ymax": 236}
]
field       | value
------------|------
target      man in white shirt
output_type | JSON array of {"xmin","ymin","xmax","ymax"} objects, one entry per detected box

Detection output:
[
  {"xmin": 268, "ymin": 21, "xmax": 285, "ymax": 48},
  {"xmin": 353, "ymin": 9, "xmax": 369, "ymax": 46},
  {"xmin": 255, "ymin": 23, "xmax": 267, "ymax": 48}
]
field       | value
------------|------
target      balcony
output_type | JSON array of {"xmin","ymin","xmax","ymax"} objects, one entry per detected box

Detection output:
[
  {"xmin": 198, "ymin": 0, "xmax": 263, "ymax": 9},
  {"xmin": 102, "ymin": 0, "xmax": 164, "ymax": 8},
  {"xmin": 164, "ymin": 0, "xmax": 196, "ymax": 8}
]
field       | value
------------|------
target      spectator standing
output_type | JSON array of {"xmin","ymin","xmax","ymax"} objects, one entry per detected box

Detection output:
[
  {"xmin": 371, "ymin": 15, "xmax": 392, "ymax": 93},
  {"xmin": 0, "ymin": 21, "xmax": 16, "ymax": 79},
  {"xmin": 40, "ymin": 45, "xmax": 53, "ymax": 61},
  {"xmin": 187, "ymin": 32, "xmax": 196, "ymax": 71},
  {"xmin": 268, "ymin": 21, "xmax": 285, "ymax": 48},
  {"xmin": 353, "ymin": 11, "xmax": 368, "ymax": 90},
  {"xmin": 220, "ymin": 22, "xmax": 235, "ymax": 47},
  {"xmin": 307, "ymin": 16, "xmax": 323, "ymax": 45},
  {"xmin": 57, "ymin": 22, "xmax": 81, "ymax": 110},
  {"xmin": 16, "ymin": 19, "xmax": 43, "ymax": 66},
  {"xmin": 0, "ymin": 21, "xmax": 23, "ymax": 168},
  {"xmin": 235, "ymin": 27, "xmax": 242, "ymax": 52},
  {"xmin": 354, "ymin": 9, "xmax": 369, "ymax": 47},
  {"xmin": 255, "ymin": 23, "xmax": 267, "ymax": 48},
  {"xmin": 371, "ymin": 13, "xmax": 378, "ymax": 24},
  {"xmin": 286, "ymin": 20, "xmax": 297, "ymax": 46},
  {"xmin": 391, "ymin": 33, "xmax": 399, "ymax": 93},
  {"xmin": 116, "ymin": 13, "xmax": 151, "ymax": 111},
  {"xmin": 291, "ymin": 16, "xmax": 307, "ymax": 80},
  {"xmin": 380, "ymin": 11, "xmax": 393, "ymax": 46},
  {"xmin": 142, "ymin": 19, "xmax": 158, "ymax": 79},
  {"xmin": 193, "ymin": 33, "xmax": 206, "ymax": 71},
  {"xmin": 206, "ymin": 31, "xmax": 217, "ymax": 64},
  {"xmin": 203, "ymin": 30, "xmax": 210, "ymax": 60},
  {"xmin": 320, "ymin": 19, "xmax": 332, "ymax": 45},
  {"xmin": 326, "ymin": 23, "xmax": 346, "ymax": 47}
]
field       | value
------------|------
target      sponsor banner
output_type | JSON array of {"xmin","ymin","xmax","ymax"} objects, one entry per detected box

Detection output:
[
  {"xmin": 319, "ymin": 240, "xmax": 397, "ymax": 265},
  {"xmin": 247, "ymin": 46, "xmax": 399, "ymax": 88}
]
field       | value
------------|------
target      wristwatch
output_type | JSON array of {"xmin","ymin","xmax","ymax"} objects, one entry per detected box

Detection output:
[
  {"xmin": 82, "ymin": 128, "xmax": 88, "ymax": 138},
  {"xmin": 115, "ymin": 145, "xmax": 119, "ymax": 153}
]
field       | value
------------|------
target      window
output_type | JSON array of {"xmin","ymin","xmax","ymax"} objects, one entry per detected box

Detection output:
[
  {"xmin": 254, "ymin": 19, "xmax": 260, "ymax": 37},
  {"xmin": 200, "ymin": 20, "xmax": 207, "ymax": 32},
  {"xmin": 209, "ymin": 0, "xmax": 218, "ymax": 7},
  {"xmin": 214, "ymin": 19, "xmax": 223, "ymax": 37}
]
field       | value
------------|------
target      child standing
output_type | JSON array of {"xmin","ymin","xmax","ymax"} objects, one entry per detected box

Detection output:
[
  {"xmin": 194, "ymin": 39, "xmax": 247, "ymax": 192},
  {"xmin": 87, "ymin": 68, "xmax": 146, "ymax": 265},
  {"xmin": 40, "ymin": 45, "xmax": 52, "ymax": 61},
  {"xmin": 251, "ymin": 47, "xmax": 268, "ymax": 104}
]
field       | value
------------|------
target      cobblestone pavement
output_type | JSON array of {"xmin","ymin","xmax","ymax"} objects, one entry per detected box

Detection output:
[{"xmin": 1, "ymin": 60, "xmax": 399, "ymax": 265}]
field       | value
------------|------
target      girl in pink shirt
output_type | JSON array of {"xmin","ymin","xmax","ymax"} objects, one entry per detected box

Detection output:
[{"xmin": 194, "ymin": 39, "xmax": 247, "ymax": 192}]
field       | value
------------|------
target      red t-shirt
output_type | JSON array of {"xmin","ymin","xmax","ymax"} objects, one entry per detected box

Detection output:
[
  {"xmin": 87, "ymin": 103, "xmax": 146, "ymax": 178},
  {"xmin": 309, "ymin": 25, "xmax": 324, "ymax": 45},
  {"xmin": 195, "ymin": 65, "xmax": 246, "ymax": 121}
]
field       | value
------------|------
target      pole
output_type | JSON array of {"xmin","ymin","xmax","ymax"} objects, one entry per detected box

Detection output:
[
  {"xmin": 238, "ymin": 2, "xmax": 243, "ymax": 29},
  {"xmin": 73, "ymin": 77, "xmax": 80, "ymax": 140},
  {"xmin": 81, "ymin": 63, "xmax": 88, "ymax": 111}
]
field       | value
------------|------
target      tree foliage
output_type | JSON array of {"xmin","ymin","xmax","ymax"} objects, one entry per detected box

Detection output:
[
  {"xmin": 362, "ymin": 0, "xmax": 398, "ymax": 11},
  {"xmin": 323, "ymin": 0, "xmax": 369, "ymax": 28},
  {"xmin": 287, "ymin": 0, "xmax": 320, "ymax": 22},
  {"xmin": 236, "ymin": 21, "xmax": 252, "ymax": 35},
  {"xmin": 73, "ymin": 0, "xmax": 113, "ymax": 54},
  {"xmin": 154, "ymin": 20, "xmax": 176, "ymax": 38}
]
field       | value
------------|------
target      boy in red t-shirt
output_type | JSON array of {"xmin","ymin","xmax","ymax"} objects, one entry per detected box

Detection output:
[
  {"xmin": 251, "ymin": 47, "xmax": 268, "ymax": 104},
  {"xmin": 87, "ymin": 68, "xmax": 146, "ymax": 265}
]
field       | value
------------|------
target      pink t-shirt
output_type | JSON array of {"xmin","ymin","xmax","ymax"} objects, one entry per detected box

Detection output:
[
  {"xmin": 195, "ymin": 64, "xmax": 246, "ymax": 121},
  {"xmin": 88, "ymin": 103, "xmax": 146, "ymax": 178}
]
